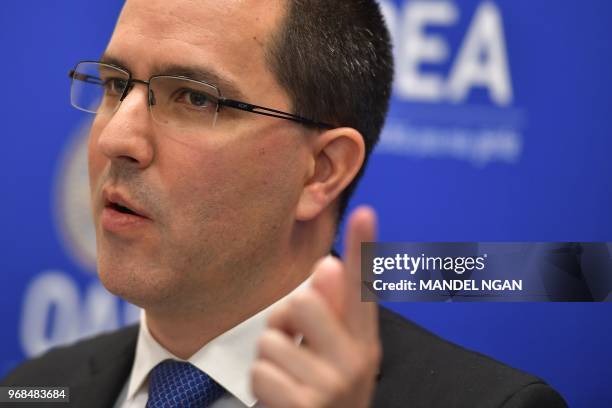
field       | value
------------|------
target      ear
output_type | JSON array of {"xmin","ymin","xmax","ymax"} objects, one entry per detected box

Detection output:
[{"xmin": 295, "ymin": 127, "xmax": 365, "ymax": 221}]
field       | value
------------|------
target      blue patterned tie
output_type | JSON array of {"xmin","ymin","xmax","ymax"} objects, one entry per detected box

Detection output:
[{"xmin": 146, "ymin": 360, "xmax": 225, "ymax": 408}]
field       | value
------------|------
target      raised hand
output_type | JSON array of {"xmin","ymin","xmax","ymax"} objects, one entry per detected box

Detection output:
[{"xmin": 252, "ymin": 206, "xmax": 380, "ymax": 408}]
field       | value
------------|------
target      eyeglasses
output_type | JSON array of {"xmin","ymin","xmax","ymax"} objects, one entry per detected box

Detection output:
[{"xmin": 68, "ymin": 61, "xmax": 333, "ymax": 130}]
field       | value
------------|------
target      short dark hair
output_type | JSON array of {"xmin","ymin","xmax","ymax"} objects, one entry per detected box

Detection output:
[{"xmin": 266, "ymin": 0, "xmax": 394, "ymax": 222}]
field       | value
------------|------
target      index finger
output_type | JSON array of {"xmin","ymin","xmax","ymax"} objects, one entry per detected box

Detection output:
[{"xmin": 343, "ymin": 205, "xmax": 378, "ymax": 338}]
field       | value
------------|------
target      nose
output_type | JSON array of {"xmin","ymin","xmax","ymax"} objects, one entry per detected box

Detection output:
[{"xmin": 94, "ymin": 84, "xmax": 155, "ymax": 169}]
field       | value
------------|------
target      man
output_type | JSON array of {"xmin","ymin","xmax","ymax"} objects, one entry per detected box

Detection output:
[{"xmin": 2, "ymin": 0, "xmax": 567, "ymax": 407}]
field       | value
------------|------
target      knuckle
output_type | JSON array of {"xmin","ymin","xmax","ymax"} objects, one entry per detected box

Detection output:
[
  {"xmin": 286, "ymin": 393, "xmax": 313, "ymax": 408},
  {"xmin": 250, "ymin": 361, "xmax": 266, "ymax": 388},
  {"xmin": 331, "ymin": 374, "xmax": 351, "ymax": 397},
  {"xmin": 350, "ymin": 358, "xmax": 368, "ymax": 379},
  {"xmin": 354, "ymin": 339, "xmax": 382, "ymax": 370},
  {"xmin": 344, "ymin": 343, "xmax": 380, "ymax": 382},
  {"xmin": 303, "ymin": 389, "xmax": 328, "ymax": 408},
  {"xmin": 319, "ymin": 366, "xmax": 351, "ymax": 399},
  {"xmin": 345, "ymin": 345, "xmax": 368, "ymax": 372},
  {"xmin": 256, "ymin": 331, "xmax": 275, "ymax": 356},
  {"xmin": 267, "ymin": 303, "xmax": 289, "ymax": 325},
  {"xmin": 286, "ymin": 291, "xmax": 317, "ymax": 316},
  {"xmin": 370, "ymin": 340, "xmax": 382, "ymax": 366},
  {"xmin": 291, "ymin": 291, "xmax": 314, "ymax": 309},
  {"xmin": 257, "ymin": 329, "xmax": 289, "ymax": 358}
]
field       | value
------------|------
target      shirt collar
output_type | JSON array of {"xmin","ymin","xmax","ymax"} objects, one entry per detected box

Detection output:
[{"xmin": 126, "ymin": 276, "xmax": 312, "ymax": 407}]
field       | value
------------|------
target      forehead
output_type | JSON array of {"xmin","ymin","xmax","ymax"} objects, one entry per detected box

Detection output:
[{"xmin": 106, "ymin": 0, "xmax": 286, "ymax": 98}]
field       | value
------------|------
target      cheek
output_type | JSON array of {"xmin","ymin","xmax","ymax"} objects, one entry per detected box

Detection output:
[{"xmin": 161, "ymin": 133, "xmax": 305, "ymax": 238}]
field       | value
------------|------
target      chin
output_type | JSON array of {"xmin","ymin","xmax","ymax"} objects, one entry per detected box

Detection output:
[{"xmin": 96, "ymin": 256, "xmax": 175, "ymax": 308}]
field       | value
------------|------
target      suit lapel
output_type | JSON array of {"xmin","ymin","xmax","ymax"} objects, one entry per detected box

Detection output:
[{"xmin": 71, "ymin": 325, "xmax": 139, "ymax": 408}]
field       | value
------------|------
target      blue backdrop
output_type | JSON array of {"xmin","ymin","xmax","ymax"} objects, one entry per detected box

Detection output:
[{"xmin": 1, "ymin": 1, "xmax": 611, "ymax": 406}]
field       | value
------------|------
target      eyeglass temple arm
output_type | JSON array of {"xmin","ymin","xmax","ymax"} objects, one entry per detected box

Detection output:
[
  {"xmin": 68, "ymin": 70, "xmax": 104, "ymax": 85},
  {"xmin": 219, "ymin": 98, "xmax": 333, "ymax": 129},
  {"xmin": 68, "ymin": 68, "xmax": 333, "ymax": 129}
]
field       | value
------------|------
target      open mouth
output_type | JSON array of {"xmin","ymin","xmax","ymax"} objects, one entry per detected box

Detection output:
[
  {"xmin": 108, "ymin": 202, "xmax": 139, "ymax": 216},
  {"xmin": 102, "ymin": 189, "xmax": 150, "ymax": 221}
]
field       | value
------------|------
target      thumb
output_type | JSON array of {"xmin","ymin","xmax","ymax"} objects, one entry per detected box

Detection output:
[{"xmin": 310, "ymin": 256, "xmax": 346, "ymax": 320}]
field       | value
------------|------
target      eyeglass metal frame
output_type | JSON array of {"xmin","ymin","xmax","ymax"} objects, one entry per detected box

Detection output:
[{"xmin": 69, "ymin": 60, "xmax": 334, "ymax": 129}]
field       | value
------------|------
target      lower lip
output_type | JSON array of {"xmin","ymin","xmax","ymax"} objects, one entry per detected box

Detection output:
[{"xmin": 101, "ymin": 206, "xmax": 151, "ymax": 233}]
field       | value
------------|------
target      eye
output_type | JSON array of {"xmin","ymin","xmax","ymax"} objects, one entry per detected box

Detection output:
[
  {"xmin": 175, "ymin": 89, "xmax": 211, "ymax": 108},
  {"xmin": 103, "ymin": 77, "xmax": 127, "ymax": 95}
]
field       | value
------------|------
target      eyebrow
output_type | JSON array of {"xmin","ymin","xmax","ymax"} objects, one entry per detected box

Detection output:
[{"xmin": 99, "ymin": 53, "xmax": 246, "ymax": 100}]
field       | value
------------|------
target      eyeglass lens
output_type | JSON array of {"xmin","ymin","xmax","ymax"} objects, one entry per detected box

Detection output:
[{"xmin": 70, "ymin": 62, "xmax": 221, "ymax": 129}]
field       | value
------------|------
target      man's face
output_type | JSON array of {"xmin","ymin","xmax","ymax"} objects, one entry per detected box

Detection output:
[{"xmin": 88, "ymin": 0, "xmax": 310, "ymax": 311}]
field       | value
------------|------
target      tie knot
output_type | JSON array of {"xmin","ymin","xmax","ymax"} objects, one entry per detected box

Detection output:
[{"xmin": 146, "ymin": 360, "xmax": 225, "ymax": 408}]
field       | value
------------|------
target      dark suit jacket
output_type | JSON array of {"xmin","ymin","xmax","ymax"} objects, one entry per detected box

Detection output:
[{"xmin": 2, "ymin": 307, "xmax": 567, "ymax": 407}]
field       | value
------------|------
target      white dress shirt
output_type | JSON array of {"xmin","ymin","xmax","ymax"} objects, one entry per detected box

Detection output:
[{"xmin": 114, "ymin": 278, "xmax": 312, "ymax": 408}]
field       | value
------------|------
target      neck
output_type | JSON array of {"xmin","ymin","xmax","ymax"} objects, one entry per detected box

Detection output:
[
  {"xmin": 144, "ymin": 273, "xmax": 306, "ymax": 359},
  {"xmin": 144, "ymin": 215, "xmax": 335, "ymax": 359}
]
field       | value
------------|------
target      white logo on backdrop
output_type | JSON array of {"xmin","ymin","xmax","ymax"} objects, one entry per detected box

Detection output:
[
  {"xmin": 378, "ymin": 0, "xmax": 523, "ymax": 165},
  {"xmin": 19, "ymin": 120, "xmax": 139, "ymax": 358},
  {"xmin": 53, "ymin": 119, "xmax": 97, "ymax": 273}
]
